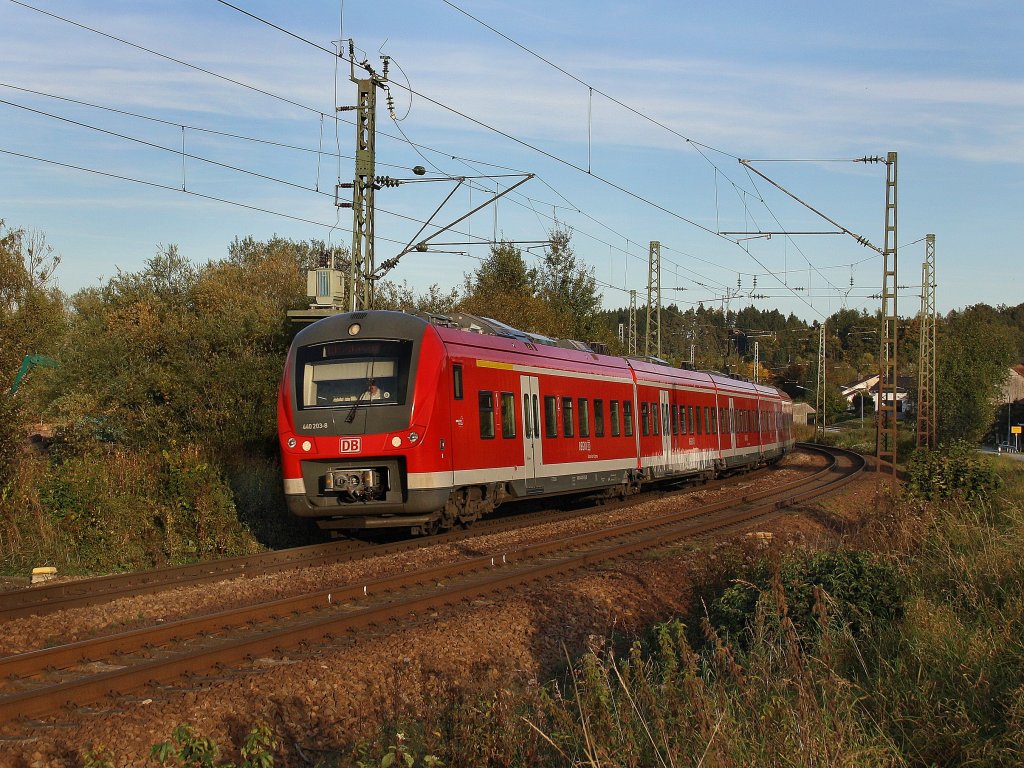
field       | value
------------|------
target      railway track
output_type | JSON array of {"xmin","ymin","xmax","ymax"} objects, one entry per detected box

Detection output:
[
  {"xmin": 0, "ymin": 453, "xmax": 815, "ymax": 621},
  {"xmin": 0, "ymin": 443, "xmax": 862, "ymax": 724}
]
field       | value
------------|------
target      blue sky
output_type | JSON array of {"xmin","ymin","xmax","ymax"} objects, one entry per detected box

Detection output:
[{"xmin": 1, "ymin": 0, "xmax": 1021, "ymax": 321}]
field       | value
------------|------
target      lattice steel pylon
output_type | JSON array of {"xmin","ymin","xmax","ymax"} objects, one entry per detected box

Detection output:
[
  {"xmin": 815, "ymin": 323, "xmax": 826, "ymax": 442},
  {"xmin": 344, "ymin": 51, "xmax": 384, "ymax": 311},
  {"xmin": 876, "ymin": 152, "xmax": 899, "ymax": 484},
  {"xmin": 645, "ymin": 240, "xmax": 661, "ymax": 358},
  {"xmin": 916, "ymin": 233, "xmax": 937, "ymax": 449},
  {"xmin": 628, "ymin": 290, "xmax": 637, "ymax": 356}
]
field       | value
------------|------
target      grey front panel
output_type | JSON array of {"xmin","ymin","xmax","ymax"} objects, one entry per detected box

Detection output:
[{"xmin": 289, "ymin": 457, "xmax": 448, "ymax": 518}]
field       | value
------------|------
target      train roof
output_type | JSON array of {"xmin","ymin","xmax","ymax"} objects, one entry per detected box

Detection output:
[
  {"xmin": 294, "ymin": 311, "xmax": 789, "ymax": 402},
  {"xmin": 422, "ymin": 312, "xmax": 788, "ymax": 401}
]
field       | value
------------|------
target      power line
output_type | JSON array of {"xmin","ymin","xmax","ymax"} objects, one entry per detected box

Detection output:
[
  {"xmin": 437, "ymin": 0, "xmax": 736, "ymax": 162},
  {"xmin": 1, "ymin": 97, "xmax": 333, "ymax": 198},
  {"xmin": 434, "ymin": 0, "xmax": 849, "ymax": 303},
  {"xmin": 209, "ymin": 1, "xmax": 836, "ymax": 317},
  {"xmin": 14, "ymin": 0, "xmax": 864, "ymax": 318},
  {"xmin": 0, "ymin": 146, "xmax": 375, "ymax": 236},
  {"xmin": 9, "ymin": 0, "xmax": 331, "ymax": 119}
]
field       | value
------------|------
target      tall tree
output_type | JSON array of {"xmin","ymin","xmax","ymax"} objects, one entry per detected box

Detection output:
[
  {"xmin": 0, "ymin": 221, "xmax": 64, "ymax": 485},
  {"xmin": 534, "ymin": 227, "xmax": 603, "ymax": 341},
  {"xmin": 48, "ymin": 238, "xmax": 312, "ymax": 452},
  {"xmin": 460, "ymin": 240, "xmax": 559, "ymax": 334},
  {"xmin": 935, "ymin": 304, "xmax": 1016, "ymax": 445}
]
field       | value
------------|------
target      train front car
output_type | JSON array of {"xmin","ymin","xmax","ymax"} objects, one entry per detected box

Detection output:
[{"xmin": 277, "ymin": 311, "xmax": 451, "ymax": 534}]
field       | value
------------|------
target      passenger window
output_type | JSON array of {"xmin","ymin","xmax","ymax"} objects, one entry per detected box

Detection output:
[
  {"xmin": 578, "ymin": 398, "xmax": 590, "ymax": 438},
  {"xmin": 562, "ymin": 397, "xmax": 575, "ymax": 438},
  {"xmin": 652, "ymin": 402, "xmax": 660, "ymax": 436},
  {"xmin": 479, "ymin": 391, "xmax": 495, "ymax": 439},
  {"xmin": 453, "ymin": 364, "xmax": 463, "ymax": 400},
  {"xmin": 501, "ymin": 392, "xmax": 516, "ymax": 438},
  {"xmin": 671, "ymin": 404, "xmax": 678, "ymax": 435},
  {"xmin": 610, "ymin": 400, "xmax": 621, "ymax": 437},
  {"xmin": 544, "ymin": 396, "xmax": 558, "ymax": 438},
  {"xmin": 624, "ymin": 401, "xmax": 634, "ymax": 436},
  {"xmin": 594, "ymin": 399, "xmax": 605, "ymax": 438},
  {"xmin": 641, "ymin": 402, "xmax": 650, "ymax": 436},
  {"xmin": 687, "ymin": 405, "xmax": 694, "ymax": 434}
]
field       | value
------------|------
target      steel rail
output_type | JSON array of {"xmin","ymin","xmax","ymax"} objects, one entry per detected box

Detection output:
[
  {"xmin": 0, "ymin": 457, "xmax": 802, "ymax": 620},
  {"xmin": 0, "ymin": 445, "xmax": 859, "ymax": 723}
]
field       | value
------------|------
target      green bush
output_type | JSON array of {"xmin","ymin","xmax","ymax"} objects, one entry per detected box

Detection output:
[
  {"xmin": 148, "ymin": 722, "xmax": 277, "ymax": 768},
  {"xmin": 905, "ymin": 440, "xmax": 1002, "ymax": 502},
  {"xmin": 707, "ymin": 548, "xmax": 904, "ymax": 647},
  {"xmin": 1, "ymin": 444, "xmax": 263, "ymax": 575},
  {"xmin": 0, "ymin": 396, "xmax": 21, "ymax": 489},
  {"xmin": 159, "ymin": 445, "xmax": 259, "ymax": 562}
]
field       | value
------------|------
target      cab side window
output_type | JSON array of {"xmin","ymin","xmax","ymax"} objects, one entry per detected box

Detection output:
[{"xmin": 452, "ymin": 364, "xmax": 463, "ymax": 400}]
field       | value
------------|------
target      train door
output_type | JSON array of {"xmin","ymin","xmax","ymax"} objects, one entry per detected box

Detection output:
[
  {"xmin": 659, "ymin": 390, "xmax": 671, "ymax": 465},
  {"xmin": 757, "ymin": 398, "xmax": 765, "ymax": 458},
  {"xmin": 520, "ymin": 375, "xmax": 542, "ymax": 490},
  {"xmin": 727, "ymin": 396, "xmax": 736, "ymax": 452}
]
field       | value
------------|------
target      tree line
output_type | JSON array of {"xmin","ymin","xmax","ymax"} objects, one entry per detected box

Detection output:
[{"xmin": 0, "ymin": 217, "xmax": 1019, "ymax": 572}]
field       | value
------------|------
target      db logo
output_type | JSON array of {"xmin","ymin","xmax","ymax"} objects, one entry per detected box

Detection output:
[{"xmin": 339, "ymin": 437, "xmax": 362, "ymax": 453}]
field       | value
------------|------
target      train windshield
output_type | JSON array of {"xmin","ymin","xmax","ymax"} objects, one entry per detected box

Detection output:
[{"xmin": 297, "ymin": 339, "xmax": 412, "ymax": 410}]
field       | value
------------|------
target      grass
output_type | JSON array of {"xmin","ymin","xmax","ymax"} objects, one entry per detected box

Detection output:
[{"xmin": 335, "ymin": 450, "xmax": 1024, "ymax": 767}]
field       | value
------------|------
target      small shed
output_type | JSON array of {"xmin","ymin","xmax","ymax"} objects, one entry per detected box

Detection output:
[
  {"xmin": 1003, "ymin": 364, "xmax": 1024, "ymax": 404},
  {"xmin": 793, "ymin": 402, "xmax": 816, "ymax": 426}
]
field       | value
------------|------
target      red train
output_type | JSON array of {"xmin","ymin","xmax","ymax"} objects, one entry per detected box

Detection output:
[{"xmin": 278, "ymin": 311, "xmax": 795, "ymax": 534}]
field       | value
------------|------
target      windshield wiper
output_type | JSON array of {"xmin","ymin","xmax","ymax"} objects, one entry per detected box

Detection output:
[{"xmin": 345, "ymin": 377, "xmax": 376, "ymax": 423}]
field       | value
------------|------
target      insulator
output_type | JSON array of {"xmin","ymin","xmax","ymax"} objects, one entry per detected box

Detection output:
[{"xmin": 753, "ymin": 275, "xmax": 757, "ymax": 289}]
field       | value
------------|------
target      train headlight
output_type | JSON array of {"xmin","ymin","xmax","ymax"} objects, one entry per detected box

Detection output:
[
  {"xmin": 348, "ymin": 322, "xmax": 361, "ymax": 336},
  {"xmin": 407, "ymin": 431, "xmax": 419, "ymax": 443},
  {"xmin": 286, "ymin": 437, "xmax": 297, "ymax": 449},
  {"xmin": 391, "ymin": 436, "xmax": 402, "ymax": 447},
  {"xmin": 302, "ymin": 440, "xmax": 312, "ymax": 452}
]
